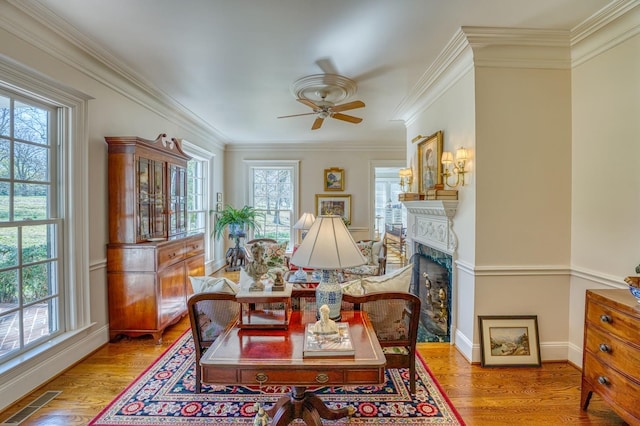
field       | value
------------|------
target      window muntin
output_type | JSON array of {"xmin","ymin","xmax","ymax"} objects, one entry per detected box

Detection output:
[
  {"xmin": 187, "ymin": 158, "xmax": 207, "ymax": 235},
  {"xmin": 250, "ymin": 166, "xmax": 295, "ymax": 247}
]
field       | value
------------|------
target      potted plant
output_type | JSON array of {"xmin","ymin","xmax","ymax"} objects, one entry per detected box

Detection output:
[{"xmin": 213, "ymin": 205, "xmax": 262, "ymax": 270}]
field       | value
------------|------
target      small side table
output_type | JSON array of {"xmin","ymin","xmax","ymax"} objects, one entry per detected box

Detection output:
[{"xmin": 236, "ymin": 283, "xmax": 293, "ymax": 329}]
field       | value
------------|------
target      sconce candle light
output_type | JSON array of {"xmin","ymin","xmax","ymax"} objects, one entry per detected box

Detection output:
[
  {"xmin": 441, "ymin": 148, "xmax": 468, "ymax": 188},
  {"xmin": 399, "ymin": 167, "xmax": 413, "ymax": 192}
]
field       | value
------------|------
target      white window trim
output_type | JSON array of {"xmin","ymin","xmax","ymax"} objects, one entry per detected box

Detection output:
[
  {"xmin": 244, "ymin": 159, "xmax": 300, "ymax": 246},
  {"xmin": 0, "ymin": 55, "xmax": 93, "ymax": 410}
]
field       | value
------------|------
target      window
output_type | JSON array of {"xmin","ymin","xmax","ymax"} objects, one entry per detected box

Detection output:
[
  {"xmin": 0, "ymin": 91, "xmax": 62, "ymax": 360},
  {"xmin": 246, "ymin": 161, "xmax": 299, "ymax": 249},
  {"xmin": 187, "ymin": 158, "xmax": 207, "ymax": 235},
  {"xmin": 0, "ymin": 58, "xmax": 90, "ymax": 376},
  {"xmin": 374, "ymin": 167, "xmax": 405, "ymax": 237}
]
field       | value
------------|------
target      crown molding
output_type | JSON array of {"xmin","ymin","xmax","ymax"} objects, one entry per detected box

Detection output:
[
  {"xmin": 3, "ymin": 0, "xmax": 226, "ymax": 149},
  {"xmin": 225, "ymin": 141, "xmax": 406, "ymax": 153},
  {"xmin": 571, "ymin": 0, "xmax": 640, "ymax": 67}
]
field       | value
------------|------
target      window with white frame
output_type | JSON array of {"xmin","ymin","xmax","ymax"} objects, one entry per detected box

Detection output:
[
  {"xmin": 0, "ymin": 91, "xmax": 62, "ymax": 361},
  {"xmin": 0, "ymin": 59, "xmax": 90, "ymax": 372},
  {"xmin": 187, "ymin": 158, "xmax": 207, "ymax": 235},
  {"xmin": 247, "ymin": 161, "xmax": 298, "ymax": 249}
]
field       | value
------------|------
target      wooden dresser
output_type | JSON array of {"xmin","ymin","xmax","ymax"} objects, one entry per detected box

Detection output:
[
  {"xmin": 581, "ymin": 289, "xmax": 640, "ymax": 424},
  {"xmin": 105, "ymin": 133, "xmax": 204, "ymax": 343}
]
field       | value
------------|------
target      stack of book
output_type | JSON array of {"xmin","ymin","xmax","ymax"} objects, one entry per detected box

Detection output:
[
  {"xmin": 303, "ymin": 323, "xmax": 355, "ymax": 357},
  {"xmin": 398, "ymin": 192, "xmax": 422, "ymax": 201},
  {"xmin": 426, "ymin": 189, "xmax": 458, "ymax": 200}
]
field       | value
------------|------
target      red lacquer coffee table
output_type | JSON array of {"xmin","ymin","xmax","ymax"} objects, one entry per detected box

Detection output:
[{"xmin": 200, "ymin": 306, "xmax": 386, "ymax": 425}]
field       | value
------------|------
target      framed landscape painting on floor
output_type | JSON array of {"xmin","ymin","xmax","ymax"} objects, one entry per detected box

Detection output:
[{"xmin": 478, "ymin": 315, "xmax": 541, "ymax": 367}]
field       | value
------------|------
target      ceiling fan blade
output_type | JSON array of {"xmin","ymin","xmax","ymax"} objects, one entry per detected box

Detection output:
[
  {"xmin": 315, "ymin": 57, "xmax": 339, "ymax": 75},
  {"xmin": 297, "ymin": 98, "xmax": 320, "ymax": 110},
  {"xmin": 331, "ymin": 113, "xmax": 362, "ymax": 124},
  {"xmin": 311, "ymin": 117, "xmax": 324, "ymax": 130},
  {"xmin": 331, "ymin": 100, "xmax": 365, "ymax": 113},
  {"xmin": 277, "ymin": 112, "xmax": 317, "ymax": 119}
]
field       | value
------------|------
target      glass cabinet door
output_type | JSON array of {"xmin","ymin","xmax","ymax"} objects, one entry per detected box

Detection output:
[
  {"xmin": 168, "ymin": 163, "xmax": 187, "ymax": 236},
  {"xmin": 137, "ymin": 157, "xmax": 166, "ymax": 241}
]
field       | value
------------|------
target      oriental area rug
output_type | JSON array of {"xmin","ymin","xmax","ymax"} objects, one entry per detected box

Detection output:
[{"xmin": 89, "ymin": 331, "xmax": 465, "ymax": 425}]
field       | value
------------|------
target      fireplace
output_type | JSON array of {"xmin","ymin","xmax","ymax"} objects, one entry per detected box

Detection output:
[
  {"xmin": 410, "ymin": 245, "xmax": 452, "ymax": 342},
  {"xmin": 401, "ymin": 200, "xmax": 458, "ymax": 343}
]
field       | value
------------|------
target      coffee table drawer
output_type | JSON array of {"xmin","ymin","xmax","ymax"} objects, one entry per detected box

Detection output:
[{"xmin": 240, "ymin": 368, "xmax": 344, "ymax": 386}]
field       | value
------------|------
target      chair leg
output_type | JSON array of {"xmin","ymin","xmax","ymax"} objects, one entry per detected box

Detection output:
[
  {"xmin": 195, "ymin": 359, "xmax": 202, "ymax": 393},
  {"xmin": 409, "ymin": 358, "xmax": 416, "ymax": 394}
]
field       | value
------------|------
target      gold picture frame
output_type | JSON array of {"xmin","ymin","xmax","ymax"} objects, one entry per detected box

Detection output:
[
  {"xmin": 324, "ymin": 167, "xmax": 344, "ymax": 191},
  {"xmin": 416, "ymin": 130, "xmax": 443, "ymax": 194},
  {"xmin": 478, "ymin": 315, "xmax": 541, "ymax": 368},
  {"xmin": 315, "ymin": 194, "xmax": 351, "ymax": 224}
]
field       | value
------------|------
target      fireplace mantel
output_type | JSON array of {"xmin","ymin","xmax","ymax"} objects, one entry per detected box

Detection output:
[{"xmin": 401, "ymin": 200, "xmax": 458, "ymax": 255}]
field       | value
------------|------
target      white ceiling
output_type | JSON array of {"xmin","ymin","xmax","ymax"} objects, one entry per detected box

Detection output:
[{"xmin": 32, "ymin": 0, "xmax": 611, "ymax": 146}]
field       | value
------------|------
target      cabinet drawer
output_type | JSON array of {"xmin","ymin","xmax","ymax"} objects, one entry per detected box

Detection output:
[
  {"xmin": 585, "ymin": 326, "xmax": 640, "ymax": 380},
  {"xmin": 158, "ymin": 242, "xmax": 185, "ymax": 267},
  {"xmin": 185, "ymin": 234, "xmax": 205, "ymax": 257},
  {"xmin": 583, "ymin": 352, "xmax": 640, "ymax": 419},
  {"xmin": 586, "ymin": 299, "xmax": 638, "ymax": 342},
  {"xmin": 239, "ymin": 368, "xmax": 344, "ymax": 386}
]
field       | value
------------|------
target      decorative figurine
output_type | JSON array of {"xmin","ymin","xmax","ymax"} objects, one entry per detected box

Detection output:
[
  {"xmin": 245, "ymin": 243, "xmax": 268, "ymax": 291},
  {"xmin": 252, "ymin": 402, "xmax": 269, "ymax": 426},
  {"xmin": 313, "ymin": 304, "xmax": 339, "ymax": 334},
  {"xmin": 272, "ymin": 270, "xmax": 285, "ymax": 292}
]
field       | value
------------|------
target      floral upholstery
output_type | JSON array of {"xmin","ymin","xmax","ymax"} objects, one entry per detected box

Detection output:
[
  {"xmin": 342, "ymin": 239, "xmax": 386, "ymax": 280},
  {"xmin": 244, "ymin": 239, "xmax": 289, "ymax": 280}
]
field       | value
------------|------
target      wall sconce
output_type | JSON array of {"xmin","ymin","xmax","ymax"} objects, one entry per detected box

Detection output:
[
  {"xmin": 441, "ymin": 148, "xmax": 468, "ymax": 188},
  {"xmin": 399, "ymin": 168, "xmax": 413, "ymax": 192}
]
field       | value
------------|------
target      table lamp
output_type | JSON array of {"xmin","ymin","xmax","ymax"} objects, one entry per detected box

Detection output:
[
  {"xmin": 290, "ymin": 215, "xmax": 366, "ymax": 320},
  {"xmin": 292, "ymin": 212, "xmax": 316, "ymax": 281}
]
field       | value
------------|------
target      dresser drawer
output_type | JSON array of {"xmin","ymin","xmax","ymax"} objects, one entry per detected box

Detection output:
[
  {"xmin": 583, "ymin": 352, "xmax": 640, "ymax": 419},
  {"xmin": 585, "ymin": 298, "xmax": 638, "ymax": 342},
  {"xmin": 184, "ymin": 234, "xmax": 205, "ymax": 257},
  {"xmin": 158, "ymin": 241, "xmax": 185, "ymax": 267},
  {"xmin": 585, "ymin": 325, "xmax": 640, "ymax": 380}
]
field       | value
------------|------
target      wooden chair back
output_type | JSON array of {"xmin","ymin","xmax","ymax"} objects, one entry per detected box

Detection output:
[
  {"xmin": 342, "ymin": 291, "xmax": 421, "ymax": 393},
  {"xmin": 187, "ymin": 292, "xmax": 239, "ymax": 393}
]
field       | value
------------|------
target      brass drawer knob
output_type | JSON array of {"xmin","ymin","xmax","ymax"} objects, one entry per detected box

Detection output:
[
  {"xmin": 599, "ymin": 315, "xmax": 612, "ymax": 323},
  {"xmin": 599, "ymin": 343, "xmax": 610, "ymax": 353},
  {"xmin": 255, "ymin": 373, "xmax": 268, "ymax": 384},
  {"xmin": 315, "ymin": 373, "xmax": 329, "ymax": 384},
  {"xmin": 597, "ymin": 376, "xmax": 609, "ymax": 385}
]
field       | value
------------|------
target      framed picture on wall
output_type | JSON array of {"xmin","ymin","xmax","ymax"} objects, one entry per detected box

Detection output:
[
  {"xmin": 216, "ymin": 192, "xmax": 223, "ymax": 202},
  {"xmin": 478, "ymin": 315, "xmax": 541, "ymax": 367},
  {"xmin": 315, "ymin": 194, "xmax": 351, "ymax": 224},
  {"xmin": 324, "ymin": 167, "xmax": 344, "ymax": 191},
  {"xmin": 415, "ymin": 130, "xmax": 443, "ymax": 194}
]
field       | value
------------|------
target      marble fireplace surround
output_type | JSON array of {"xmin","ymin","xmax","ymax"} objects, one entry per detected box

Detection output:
[{"xmin": 402, "ymin": 200, "xmax": 459, "ymax": 342}]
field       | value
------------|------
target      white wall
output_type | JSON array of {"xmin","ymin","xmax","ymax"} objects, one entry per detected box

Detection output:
[
  {"xmin": 0, "ymin": 3, "xmax": 224, "ymax": 410},
  {"xmin": 568, "ymin": 16, "xmax": 640, "ymax": 365},
  {"xmin": 223, "ymin": 144, "xmax": 405, "ymax": 248}
]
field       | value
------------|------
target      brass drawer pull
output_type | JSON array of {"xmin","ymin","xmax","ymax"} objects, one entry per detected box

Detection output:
[
  {"xmin": 597, "ymin": 376, "xmax": 609, "ymax": 386},
  {"xmin": 599, "ymin": 343, "xmax": 610, "ymax": 353},
  {"xmin": 315, "ymin": 373, "xmax": 329, "ymax": 384},
  {"xmin": 599, "ymin": 315, "xmax": 612, "ymax": 323},
  {"xmin": 255, "ymin": 373, "xmax": 268, "ymax": 384}
]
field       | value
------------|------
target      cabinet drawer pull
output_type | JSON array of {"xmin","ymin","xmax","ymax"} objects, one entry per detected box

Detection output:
[
  {"xmin": 597, "ymin": 376, "xmax": 609, "ymax": 385},
  {"xmin": 255, "ymin": 373, "xmax": 268, "ymax": 384},
  {"xmin": 599, "ymin": 343, "xmax": 610, "ymax": 353},
  {"xmin": 315, "ymin": 373, "xmax": 329, "ymax": 384},
  {"xmin": 599, "ymin": 315, "xmax": 612, "ymax": 323}
]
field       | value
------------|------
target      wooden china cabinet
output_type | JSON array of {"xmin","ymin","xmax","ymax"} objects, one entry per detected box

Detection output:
[{"xmin": 105, "ymin": 133, "xmax": 204, "ymax": 343}]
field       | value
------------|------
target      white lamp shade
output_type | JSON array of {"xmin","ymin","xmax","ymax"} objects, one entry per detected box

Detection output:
[
  {"xmin": 293, "ymin": 212, "xmax": 316, "ymax": 230},
  {"xmin": 441, "ymin": 151, "xmax": 454, "ymax": 164},
  {"xmin": 456, "ymin": 147, "xmax": 468, "ymax": 161},
  {"xmin": 290, "ymin": 215, "xmax": 366, "ymax": 269}
]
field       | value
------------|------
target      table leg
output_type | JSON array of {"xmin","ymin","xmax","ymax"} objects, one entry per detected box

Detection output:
[{"xmin": 266, "ymin": 386, "xmax": 354, "ymax": 426}]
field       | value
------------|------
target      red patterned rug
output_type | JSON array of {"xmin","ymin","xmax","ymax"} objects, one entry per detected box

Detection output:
[{"xmin": 89, "ymin": 331, "xmax": 465, "ymax": 425}]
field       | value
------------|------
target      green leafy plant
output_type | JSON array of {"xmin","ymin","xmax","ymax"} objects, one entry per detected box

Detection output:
[{"xmin": 212, "ymin": 204, "xmax": 262, "ymax": 241}]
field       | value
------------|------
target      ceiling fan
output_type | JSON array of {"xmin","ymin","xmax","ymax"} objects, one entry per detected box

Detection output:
[{"xmin": 278, "ymin": 96, "xmax": 365, "ymax": 130}]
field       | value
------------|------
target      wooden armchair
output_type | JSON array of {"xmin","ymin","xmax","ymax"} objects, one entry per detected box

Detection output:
[
  {"xmin": 342, "ymin": 291, "xmax": 421, "ymax": 393},
  {"xmin": 187, "ymin": 292, "xmax": 240, "ymax": 393}
]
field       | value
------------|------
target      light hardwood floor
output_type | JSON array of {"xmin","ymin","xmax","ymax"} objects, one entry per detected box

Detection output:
[{"xmin": 0, "ymin": 266, "xmax": 626, "ymax": 425}]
